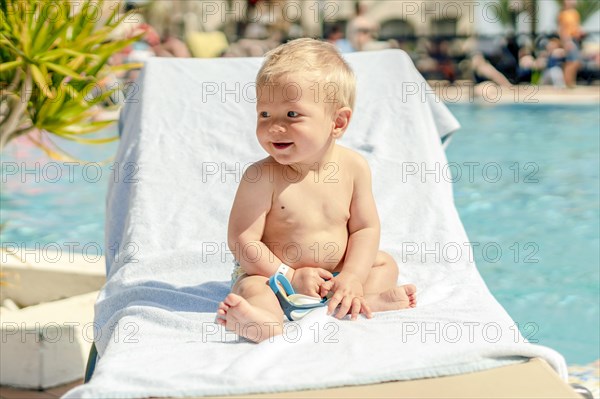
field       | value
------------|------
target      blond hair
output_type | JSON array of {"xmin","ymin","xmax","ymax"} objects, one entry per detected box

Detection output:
[{"xmin": 256, "ymin": 38, "xmax": 356, "ymax": 111}]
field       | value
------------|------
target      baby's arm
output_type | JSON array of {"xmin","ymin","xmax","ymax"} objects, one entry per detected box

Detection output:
[
  {"xmin": 323, "ymin": 153, "xmax": 380, "ymax": 319},
  {"xmin": 341, "ymin": 154, "xmax": 381, "ymax": 282},
  {"xmin": 228, "ymin": 160, "xmax": 284, "ymax": 277}
]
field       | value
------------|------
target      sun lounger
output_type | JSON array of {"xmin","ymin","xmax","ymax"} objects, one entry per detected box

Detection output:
[
  {"xmin": 216, "ymin": 358, "xmax": 580, "ymax": 398},
  {"xmin": 67, "ymin": 50, "xmax": 576, "ymax": 398}
]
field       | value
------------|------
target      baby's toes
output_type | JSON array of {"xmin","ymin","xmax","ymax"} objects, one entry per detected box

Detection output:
[
  {"xmin": 215, "ymin": 308, "xmax": 227, "ymax": 325},
  {"xmin": 223, "ymin": 293, "xmax": 244, "ymax": 307}
]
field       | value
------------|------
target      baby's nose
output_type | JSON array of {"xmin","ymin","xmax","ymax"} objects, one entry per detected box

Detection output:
[{"xmin": 269, "ymin": 122, "xmax": 286, "ymax": 134}]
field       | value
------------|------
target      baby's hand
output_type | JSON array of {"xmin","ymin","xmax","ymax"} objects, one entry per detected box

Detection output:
[
  {"xmin": 320, "ymin": 272, "xmax": 372, "ymax": 320},
  {"xmin": 290, "ymin": 267, "xmax": 333, "ymax": 298}
]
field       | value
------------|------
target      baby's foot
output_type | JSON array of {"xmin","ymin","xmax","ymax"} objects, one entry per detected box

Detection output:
[
  {"xmin": 366, "ymin": 285, "xmax": 417, "ymax": 312},
  {"xmin": 215, "ymin": 293, "xmax": 282, "ymax": 343}
]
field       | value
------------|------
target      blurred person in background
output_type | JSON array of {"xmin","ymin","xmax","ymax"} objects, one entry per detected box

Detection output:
[
  {"xmin": 345, "ymin": 1, "xmax": 379, "ymax": 51},
  {"xmin": 558, "ymin": 0, "xmax": 583, "ymax": 87},
  {"xmin": 429, "ymin": 40, "xmax": 457, "ymax": 83},
  {"xmin": 152, "ymin": 28, "xmax": 191, "ymax": 58},
  {"xmin": 540, "ymin": 38, "xmax": 567, "ymax": 88},
  {"xmin": 470, "ymin": 52, "xmax": 513, "ymax": 87},
  {"xmin": 326, "ymin": 24, "xmax": 353, "ymax": 53},
  {"xmin": 516, "ymin": 46, "xmax": 542, "ymax": 84},
  {"xmin": 458, "ymin": 38, "xmax": 512, "ymax": 87}
]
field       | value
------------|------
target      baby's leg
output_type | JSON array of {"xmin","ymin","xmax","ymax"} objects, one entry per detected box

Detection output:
[
  {"xmin": 363, "ymin": 251, "xmax": 417, "ymax": 311},
  {"xmin": 216, "ymin": 275, "xmax": 284, "ymax": 343}
]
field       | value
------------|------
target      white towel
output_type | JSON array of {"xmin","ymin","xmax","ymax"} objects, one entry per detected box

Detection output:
[{"xmin": 64, "ymin": 50, "xmax": 567, "ymax": 398}]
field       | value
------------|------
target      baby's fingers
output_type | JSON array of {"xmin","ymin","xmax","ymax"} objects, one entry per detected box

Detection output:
[
  {"xmin": 327, "ymin": 291, "xmax": 343, "ymax": 315},
  {"xmin": 317, "ymin": 268, "xmax": 334, "ymax": 280},
  {"xmin": 335, "ymin": 296, "xmax": 353, "ymax": 319},
  {"xmin": 350, "ymin": 298, "xmax": 362, "ymax": 321},
  {"xmin": 360, "ymin": 299, "xmax": 373, "ymax": 319},
  {"xmin": 320, "ymin": 280, "xmax": 333, "ymax": 297}
]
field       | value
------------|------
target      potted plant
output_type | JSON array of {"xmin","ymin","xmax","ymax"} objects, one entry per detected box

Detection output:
[
  {"xmin": 0, "ymin": 0, "xmax": 143, "ymax": 156},
  {"xmin": 1, "ymin": 2, "xmax": 144, "ymax": 387}
]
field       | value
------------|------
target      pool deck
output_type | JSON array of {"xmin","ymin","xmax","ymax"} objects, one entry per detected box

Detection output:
[
  {"xmin": 430, "ymin": 82, "xmax": 599, "ymax": 105},
  {"xmin": 0, "ymin": 379, "xmax": 82, "ymax": 399}
]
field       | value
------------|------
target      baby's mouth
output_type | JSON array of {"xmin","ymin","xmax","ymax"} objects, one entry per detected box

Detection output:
[{"xmin": 273, "ymin": 142, "xmax": 293, "ymax": 150}]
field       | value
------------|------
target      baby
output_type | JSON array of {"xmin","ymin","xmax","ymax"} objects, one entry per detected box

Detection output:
[{"xmin": 216, "ymin": 38, "xmax": 416, "ymax": 342}]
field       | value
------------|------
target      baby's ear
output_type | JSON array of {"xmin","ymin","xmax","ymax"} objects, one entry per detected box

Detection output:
[{"xmin": 331, "ymin": 107, "xmax": 352, "ymax": 138}]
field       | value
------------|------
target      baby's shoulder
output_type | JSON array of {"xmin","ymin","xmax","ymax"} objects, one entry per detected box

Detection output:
[
  {"xmin": 241, "ymin": 156, "xmax": 280, "ymax": 184},
  {"xmin": 337, "ymin": 145, "xmax": 371, "ymax": 173},
  {"xmin": 248, "ymin": 156, "xmax": 276, "ymax": 171}
]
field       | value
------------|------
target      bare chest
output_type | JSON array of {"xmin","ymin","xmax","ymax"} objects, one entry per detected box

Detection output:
[{"xmin": 267, "ymin": 167, "xmax": 352, "ymax": 230}]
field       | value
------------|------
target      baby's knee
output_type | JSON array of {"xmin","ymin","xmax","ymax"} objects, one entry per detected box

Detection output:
[
  {"xmin": 375, "ymin": 251, "xmax": 399, "ymax": 275},
  {"xmin": 375, "ymin": 251, "xmax": 396, "ymax": 266},
  {"xmin": 233, "ymin": 275, "xmax": 270, "ymax": 298}
]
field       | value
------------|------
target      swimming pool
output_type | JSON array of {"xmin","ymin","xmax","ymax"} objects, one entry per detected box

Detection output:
[
  {"xmin": 446, "ymin": 104, "xmax": 599, "ymax": 365},
  {"xmin": 1, "ymin": 104, "xmax": 598, "ymax": 364},
  {"xmin": 1, "ymin": 136, "xmax": 117, "ymax": 251}
]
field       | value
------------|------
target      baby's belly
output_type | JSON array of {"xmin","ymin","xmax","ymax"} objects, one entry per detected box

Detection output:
[{"xmin": 262, "ymin": 228, "xmax": 348, "ymax": 271}]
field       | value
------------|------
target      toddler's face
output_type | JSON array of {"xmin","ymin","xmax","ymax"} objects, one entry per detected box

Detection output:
[{"xmin": 256, "ymin": 75, "xmax": 337, "ymax": 166}]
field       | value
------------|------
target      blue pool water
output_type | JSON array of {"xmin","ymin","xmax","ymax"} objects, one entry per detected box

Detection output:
[
  {"xmin": 1, "ymin": 104, "xmax": 598, "ymax": 364},
  {"xmin": 446, "ymin": 104, "xmax": 599, "ymax": 364},
  {"xmin": 1, "ymin": 135, "xmax": 117, "ymax": 251}
]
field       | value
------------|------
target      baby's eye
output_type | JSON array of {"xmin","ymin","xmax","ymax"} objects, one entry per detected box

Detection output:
[
  {"xmin": 287, "ymin": 111, "xmax": 299, "ymax": 118},
  {"xmin": 259, "ymin": 111, "xmax": 269, "ymax": 118}
]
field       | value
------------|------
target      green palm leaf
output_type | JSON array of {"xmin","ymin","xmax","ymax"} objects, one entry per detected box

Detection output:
[
  {"xmin": 0, "ymin": 59, "xmax": 23, "ymax": 72},
  {"xmin": 0, "ymin": 0, "xmax": 142, "ymax": 154},
  {"xmin": 45, "ymin": 62, "xmax": 90, "ymax": 80}
]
